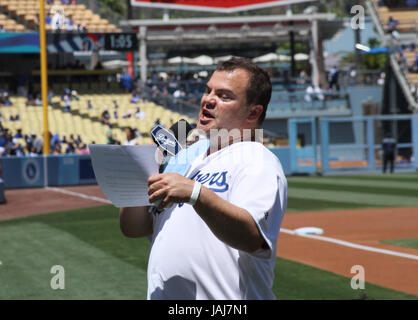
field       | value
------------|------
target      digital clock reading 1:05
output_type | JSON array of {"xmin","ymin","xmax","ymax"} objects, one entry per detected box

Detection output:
[{"xmin": 104, "ymin": 33, "xmax": 138, "ymax": 51}]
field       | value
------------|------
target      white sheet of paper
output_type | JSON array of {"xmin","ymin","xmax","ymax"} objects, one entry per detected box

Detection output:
[{"xmin": 89, "ymin": 144, "xmax": 159, "ymax": 207}]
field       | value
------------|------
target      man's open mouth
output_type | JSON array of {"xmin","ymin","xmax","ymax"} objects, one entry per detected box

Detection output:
[{"xmin": 200, "ymin": 109, "xmax": 215, "ymax": 122}]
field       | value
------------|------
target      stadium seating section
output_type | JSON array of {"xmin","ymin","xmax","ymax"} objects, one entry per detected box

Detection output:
[
  {"xmin": 1, "ymin": 94, "xmax": 196, "ymax": 149},
  {"xmin": 373, "ymin": 0, "xmax": 418, "ymax": 92},
  {"xmin": 0, "ymin": 11, "xmax": 26, "ymax": 31},
  {"xmin": 374, "ymin": 0, "xmax": 418, "ymax": 33},
  {"xmin": 0, "ymin": 0, "xmax": 121, "ymax": 32}
]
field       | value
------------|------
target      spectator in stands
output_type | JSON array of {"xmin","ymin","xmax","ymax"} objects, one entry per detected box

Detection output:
[
  {"xmin": 304, "ymin": 84, "xmax": 314, "ymax": 102},
  {"xmin": 46, "ymin": 0, "xmax": 54, "ymax": 5},
  {"xmin": 26, "ymin": 94, "xmax": 36, "ymax": 107},
  {"xmin": 51, "ymin": 9, "xmax": 65, "ymax": 32},
  {"xmin": 9, "ymin": 114, "xmax": 20, "ymax": 122},
  {"xmin": 121, "ymin": 72, "xmax": 134, "ymax": 93},
  {"xmin": 32, "ymin": 133, "xmax": 43, "ymax": 154},
  {"xmin": 65, "ymin": 142, "xmax": 75, "ymax": 154},
  {"xmin": 113, "ymin": 100, "xmax": 119, "ymax": 109},
  {"xmin": 0, "ymin": 24, "xmax": 6, "ymax": 33},
  {"xmin": 14, "ymin": 129, "xmax": 23, "ymax": 139},
  {"xmin": 173, "ymin": 88, "xmax": 186, "ymax": 99},
  {"xmin": 414, "ymin": 51, "xmax": 418, "ymax": 72},
  {"xmin": 123, "ymin": 127, "xmax": 137, "ymax": 146},
  {"xmin": 53, "ymin": 142, "xmax": 62, "ymax": 155},
  {"xmin": 87, "ymin": 100, "xmax": 93, "ymax": 109},
  {"xmin": 61, "ymin": 0, "xmax": 71, "ymax": 5},
  {"xmin": 377, "ymin": 72, "xmax": 386, "ymax": 86},
  {"xmin": 0, "ymin": 91, "xmax": 12, "ymax": 106},
  {"xmin": 134, "ymin": 107, "xmax": 145, "ymax": 119},
  {"xmin": 297, "ymin": 70, "xmax": 309, "ymax": 85},
  {"xmin": 65, "ymin": 14, "xmax": 75, "ymax": 32},
  {"xmin": 62, "ymin": 92, "xmax": 72, "ymax": 112},
  {"xmin": 28, "ymin": 146, "xmax": 38, "ymax": 157},
  {"xmin": 315, "ymin": 85, "xmax": 325, "ymax": 101},
  {"xmin": 48, "ymin": 89, "xmax": 54, "ymax": 107},
  {"xmin": 130, "ymin": 92, "xmax": 141, "ymax": 104},
  {"xmin": 113, "ymin": 110, "xmax": 118, "ymax": 119},
  {"xmin": 328, "ymin": 66, "xmax": 340, "ymax": 91},
  {"xmin": 100, "ymin": 108, "xmax": 111, "ymax": 125},
  {"xmin": 76, "ymin": 23, "xmax": 87, "ymax": 33},
  {"xmin": 45, "ymin": 12, "xmax": 52, "ymax": 25},
  {"xmin": 386, "ymin": 16, "xmax": 399, "ymax": 33},
  {"xmin": 50, "ymin": 133, "xmax": 61, "ymax": 151},
  {"xmin": 398, "ymin": 44, "xmax": 407, "ymax": 55},
  {"xmin": 35, "ymin": 94, "xmax": 43, "ymax": 106},
  {"xmin": 398, "ymin": 52, "xmax": 410, "ymax": 72},
  {"xmin": 106, "ymin": 129, "xmax": 119, "ymax": 144},
  {"xmin": 411, "ymin": 84, "xmax": 418, "ymax": 103},
  {"xmin": 75, "ymin": 134, "xmax": 82, "ymax": 146},
  {"xmin": 79, "ymin": 144, "xmax": 89, "ymax": 155}
]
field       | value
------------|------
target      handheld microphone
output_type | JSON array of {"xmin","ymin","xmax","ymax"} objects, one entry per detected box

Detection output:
[
  {"xmin": 151, "ymin": 119, "xmax": 194, "ymax": 173},
  {"xmin": 150, "ymin": 119, "xmax": 195, "ymax": 210}
]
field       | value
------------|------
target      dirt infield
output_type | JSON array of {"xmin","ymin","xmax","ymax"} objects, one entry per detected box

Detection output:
[
  {"xmin": 1, "ymin": 185, "xmax": 417, "ymax": 296},
  {"xmin": 279, "ymin": 207, "xmax": 418, "ymax": 296},
  {"xmin": 0, "ymin": 185, "xmax": 109, "ymax": 221}
]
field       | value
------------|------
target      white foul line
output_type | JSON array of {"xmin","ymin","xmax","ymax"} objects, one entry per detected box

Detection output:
[
  {"xmin": 280, "ymin": 228, "xmax": 418, "ymax": 261},
  {"xmin": 43, "ymin": 187, "xmax": 418, "ymax": 262},
  {"xmin": 45, "ymin": 187, "xmax": 112, "ymax": 204}
]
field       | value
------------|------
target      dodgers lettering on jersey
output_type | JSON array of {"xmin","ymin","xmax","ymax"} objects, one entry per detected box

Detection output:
[{"xmin": 191, "ymin": 170, "xmax": 229, "ymax": 192}]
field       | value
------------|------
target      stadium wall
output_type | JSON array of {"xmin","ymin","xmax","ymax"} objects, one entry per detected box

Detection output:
[
  {"xmin": 0, "ymin": 149, "xmax": 292, "ymax": 189},
  {"xmin": 1, "ymin": 155, "xmax": 96, "ymax": 189}
]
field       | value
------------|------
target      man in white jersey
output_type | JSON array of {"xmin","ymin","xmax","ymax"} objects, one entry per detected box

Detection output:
[{"xmin": 119, "ymin": 57, "xmax": 288, "ymax": 300}]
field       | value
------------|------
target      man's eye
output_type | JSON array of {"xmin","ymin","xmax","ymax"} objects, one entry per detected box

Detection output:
[{"xmin": 221, "ymin": 95, "xmax": 231, "ymax": 100}]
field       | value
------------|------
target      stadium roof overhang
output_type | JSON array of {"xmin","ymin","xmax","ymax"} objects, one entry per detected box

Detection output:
[
  {"xmin": 121, "ymin": 13, "xmax": 340, "ymax": 47},
  {"xmin": 121, "ymin": 13, "xmax": 342, "ymax": 87}
]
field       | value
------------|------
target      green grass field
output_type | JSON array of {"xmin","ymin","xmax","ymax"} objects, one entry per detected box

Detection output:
[
  {"xmin": 0, "ymin": 173, "xmax": 417, "ymax": 299},
  {"xmin": 381, "ymin": 238, "xmax": 418, "ymax": 250}
]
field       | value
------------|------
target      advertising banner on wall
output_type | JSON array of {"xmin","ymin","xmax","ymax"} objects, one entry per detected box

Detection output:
[
  {"xmin": 131, "ymin": 0, "xmax": 317, "ymax": 13},
  {"xmin": 0, "ymin": 33, "xmax": 137, "ymax": 54}
]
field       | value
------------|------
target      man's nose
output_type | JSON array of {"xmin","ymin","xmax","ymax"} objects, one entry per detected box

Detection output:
[{"xmin": 202, "ymin": 93, "xmax": 216, "ymax": 108}]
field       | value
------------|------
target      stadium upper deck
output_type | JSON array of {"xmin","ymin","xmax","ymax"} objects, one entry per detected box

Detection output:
[{"xmin": 0, "ymin": 0, "xmax": 121, "ymax": 32}]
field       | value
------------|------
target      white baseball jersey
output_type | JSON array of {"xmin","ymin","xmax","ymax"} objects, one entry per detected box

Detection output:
[{"xmin": 147, "ymin": 141, "xmax": 288, "ymax": 300}]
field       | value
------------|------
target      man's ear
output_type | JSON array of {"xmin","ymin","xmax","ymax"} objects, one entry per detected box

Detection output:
[{"xmin": 247, "ymin": 105, "xmax": 263, "ymax": 123}]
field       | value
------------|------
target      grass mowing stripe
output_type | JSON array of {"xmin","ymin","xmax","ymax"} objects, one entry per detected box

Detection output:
[
  {"xmin": 1, "ymin": 207, "xmax": 415, "ymax": 299},
  {"xmin": 273, "ymin": 257, "xmax": 417, "ymax": 300},
  {"xmin": 0, "ymin": 222, "xmax": 147, "ymax": 299},
  {"xmin": 288, "ymin": 181, "xmax": 418, "ymax": 198},
  {"xmin": 287, "ymin": 176, "xmax": 418, "ymax": 191},
  {"xmin": 320, "ymin": 174, "xmax": 418, "ymax": 183},
  {"xmin": 288, "ymin": 188, "xmax": 418, "ymax": 207},
  {"xmin": 286, "ymin": 197, "xmax": 384, "ymax": 212},
  {"xmin": 1, "ymin": 205, "xmax": 152, "ymax": 272},
  {"xmin": 381, "ymin": 238, "xmax": 418, "ymax": 250}
]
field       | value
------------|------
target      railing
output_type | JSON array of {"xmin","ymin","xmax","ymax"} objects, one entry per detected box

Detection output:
[
  {"xmin": 269, "ymin": 90, "xmax": 350, "ymax": 112},
  {"xmin": 141, "ymin": 84, "xmax": 200, "ymax": 118},
  {"xmin": 339, "ymin": 70, "xmax": 386, "ymax": 89},
  {"xmin": 367, "ymin": 0, "xmax": 418, "ymax": 110}
]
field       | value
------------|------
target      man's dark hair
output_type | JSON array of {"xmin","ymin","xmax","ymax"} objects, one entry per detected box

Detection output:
[{"xmin": 215, "ymin": 57, "xmax": 272, "ymax": 124}]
